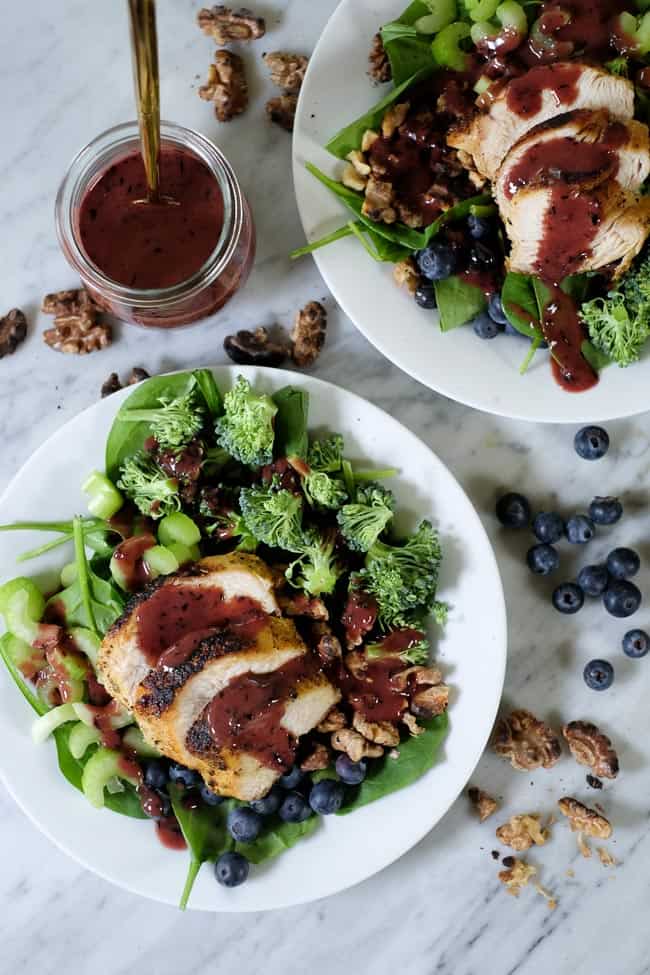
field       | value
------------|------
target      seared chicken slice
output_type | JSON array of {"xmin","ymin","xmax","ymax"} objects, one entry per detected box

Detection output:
[
  {"xmin": 135, "ymin": 617, "xmax": 340, "ymax": 800},
  {"xmin": 448, "ymin": 63, "xmax": 634, "ymax": 181},
  {"xmin": 98, "ymin": 553, "xmax": 279, "ymax": 710}
]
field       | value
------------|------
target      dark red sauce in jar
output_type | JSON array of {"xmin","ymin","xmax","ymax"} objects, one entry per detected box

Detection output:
[{"xmin": 540, "ymin": 284, "xmax": 598, "ymax": 392}]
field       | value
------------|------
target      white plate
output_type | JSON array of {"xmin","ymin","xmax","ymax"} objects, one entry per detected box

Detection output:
[
  {"xmin": 293, "ymin": 0, "xmax": 650, "ymax": 423},
  {"xmin": 0, "ymin": 366, "xmax": 506, "ymax": 911}
]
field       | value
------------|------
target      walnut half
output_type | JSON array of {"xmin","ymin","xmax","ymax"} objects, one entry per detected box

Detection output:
[
  {"xmin": 199, "ymin": 51, "xmax": 248, "ymax": 122},
  {"xmin": 266, "ymin": 95, "xmax": 297, "ymax": 133},
  {"xmin": 468, "ymin": 787, "xmax": 498, "ymax": 822},
  {"xmin": 494, "ymin": 709, "xmax": 562, "ymax": 772},
  {"xmin": 264, "ymin": 52, "xmax": 308, "ymax": 94},
  {"xmin": 368, "ymin": 32, "xmax": 392, "ymax": 84},
  {"xmin": 0, "ymin": 308, "xmax": 28, "ymax": 359},
  {"xmin": 42, "ymin": 288, "xmax": 111, "ymax": 355},
  {"xmin": 197, "ymin": 6, "xmax": 265, "ymax": 44},
  {"xmin": 496, "ymin": 814, "xmax": 550, "ymax": 851},
  {"xmin": 558, "ymin": 797, "xmax": 612, "ymax": 839},
  {"xmin": 562, "ymin": 720, "xmax": 619, "ymax": 780},
  {"xmin": 352, "ymin": 711, "xmax": 400, "ymax": 747},
  {"xmin": 291, "ymin": 301, "xmax": 327, "ymax": 368},
  {"xmin": 331, "ymin": 728, "xmax": 383, "ymax": 762}
]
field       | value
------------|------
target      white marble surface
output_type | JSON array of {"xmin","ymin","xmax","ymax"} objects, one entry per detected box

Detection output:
[{"xmin": 1, "ymin": 2, "xmax": 650, "ymax": 973}]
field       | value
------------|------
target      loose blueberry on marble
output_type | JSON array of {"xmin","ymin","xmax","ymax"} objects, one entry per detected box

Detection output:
[
  {"xmin": 249, "ymin": 784, "xmax": 283, "ymax": 816},
  {"xmin": 622, "ymin": 629, "xmax": 649, "ymax": 658},
  {"xmin": 278, "ymin": 791, "xmax": 312, "ymax": 823},
  {"xmin": 168, "ymin": 763, "xmax": 200, "ymax": 788},
  {"xmin": 215, "ymin": 851, "xmax": 249, "ymax": 888},
  {"xmin": 527, "ymin": 543, "xmax": 559, "ymax": 575},
  {"xmin": 552, "ymin": 583, "xmax": 584, "ymax": 614},
  {"xmin": 496, "ymin": 492, "xmax": 531, "ymax": 528},
  {"xmin": 565, "ymin": 514, "xmax": 595, "ymax": 544},
  {"xmin": 532, "ymin": 511, "xmax": 564, "ymax": 544},
  {"xmin": 584, "ymin": 658, "xmax": 614, "ymax": 691},
  {"xmin": 588, "ymin": 497, "xmax": 623, "ymax": 526},
  {"xmin": 603, "ymin": 580, "xmax": 642, "ymax": 618},
  {"xmin": 488, "ymin": 293, "xmax": 509, "ymax": 325},
  {"xmin": 309, "ymin": 779, "xmax": 345, "ymax": 815},
  {"xmin": 472, "ymin": 311, "xmax": 500, "ymax": 339},
  {"xmin": 279, "ymin": 766, "xmax": 304, "ymax": 789},
  {"xmin": 577, "ymin": 564, "xmax": 609, "ymax": 597},
  {"xmin": 606, "ymin": 547, "xmax": 640, "ymax": 580},
  {"xmin": 227, "ymin": 806, "xmax": 263, "ymax": 843},
  {"xmin": 417, "ymin": 243, "xmax": 456, "ymax": 281},
  {"xmin": 335, "ymin": 754, "xmax": 367, "ymax": 785},
  {"xmin": 414, "ymin": 281, "xmax": 437, "ymax": 309},
  {"xmin": 574, "ymin": 426, "xmax": 609, "ymax": 460}
]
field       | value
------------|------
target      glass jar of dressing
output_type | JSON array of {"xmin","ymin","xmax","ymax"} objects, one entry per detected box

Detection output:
[{"xmin": 55, "ymin": 121, "xmax": 255, "ymax": 327}]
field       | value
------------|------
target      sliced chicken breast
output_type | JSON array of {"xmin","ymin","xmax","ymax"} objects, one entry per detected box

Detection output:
[{"xmin": 448, "ymin": 63, "xmax": 634, "ymax": 181}]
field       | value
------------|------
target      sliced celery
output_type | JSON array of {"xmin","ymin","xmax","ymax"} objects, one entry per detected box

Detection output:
[
  {"xmin": 166, "ymin": 542, "xmax": 195, "ymax": 566},
  {"xmin": 81, "ymin": 747, "xmax": 140, "ymax": 809},
  {"xmin": 72, "ymin": 701, "xmax": 133, "ymax": 730},
  {"xmin": 60, "ymin": 562, "xmax": 78, "ymax": 588},
  {"xmin": 69, "ymin": 627, "xmax": 101, "ymax": 669},
  {"xmin": 68, "ymin": 721, "xmax": 102, "ymax": 760},
  {"xmin": 143, "ymin": 545, "xmax": 180, "ymax": 579},
  {"xmin": 415, "ymin": 0, "xmax": 456, "ymax": 34},
  {"xmin": 432, "ymin": 22, "xmax": 471, "ymax": 71},
  {"xmin": 82, "ymin": 471, "xmax": 124, "ymax": 521},
  {"xmin": 31, "ymin": 703, "xmax": 77, "ymax": 744},
  {"xmin": 157, "ymin": 512, "xmax": 201, "ymax": 548},
  {"xmin": 122, "ymin": 725, "xmax": 162, "ymax": 758},
  {"xmin": 5, "ymin": 590, "xmax": 41, "ymax": 644},
  {"xmin": 0, "ymin": 577, "xmax": 45, "ymax": 622}
]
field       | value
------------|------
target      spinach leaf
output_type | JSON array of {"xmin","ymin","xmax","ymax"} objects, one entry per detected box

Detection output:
[
  {"xmin": 560, "ymin": 273, "xmax": 590, "ymax": 303},
  {"xmin": 581, "ymin": 339, "xmax": 612, "ymax": 372},
  {"xmin": 501, "ymin": 272, "xmax": 544, "ymax": 339},
  {"xmin": 193, "ymin": 368, "xmax": 224, "ymax": 419},
  {"xmin": 434, "ymin": 276, "xmax": 487, "ymax": 330},
  {"xmin": 339, "ymin": 712, "xmax": 448, "ymax": 813},
  {"xmin": 290, "ymin": 223, "xmax": 356, "ymax": 259},
  {"xmin": 49, "ymin": 561, "xmax": 124, "ymax": 636},
  {"xmin": 273, "ymin": 387, "xmax": 310, "ymax": 460},
  {"xmin": 380, "ymin": 3, "xmax": 434, "ymax": 85},
  {"xmin": 169, "ymin": 784, "xmax": 233, "ymax": 908}
]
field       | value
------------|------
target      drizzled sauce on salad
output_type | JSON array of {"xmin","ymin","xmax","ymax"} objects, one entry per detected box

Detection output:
[
  {"xmin": 112, "ymin": 534, "xmax": 156, "ymax": 591},
  {"xmin": 337, "ymin": 659, "xmax": 409, "ymax": 723},
  {"xmin": 541, "ymin": 284, "xmax": 599, "ymax": 391},
  {"xmin": 505, "ymin": 63, "xmax": 581, "ymax": 118}
]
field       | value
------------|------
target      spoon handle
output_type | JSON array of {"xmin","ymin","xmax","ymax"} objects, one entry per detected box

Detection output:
[{"xmin": 128, "ymin": 0, "xmax": 160, "ymax": 202}]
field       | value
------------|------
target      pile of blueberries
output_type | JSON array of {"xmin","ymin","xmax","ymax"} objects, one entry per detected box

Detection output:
[
  {"xmin": 143, "ymin": 752, "xmax": 367, "ymax": 888},
  {"xmin": 495, "ymin": 424, "xmax": 648, "ymax": 692}
]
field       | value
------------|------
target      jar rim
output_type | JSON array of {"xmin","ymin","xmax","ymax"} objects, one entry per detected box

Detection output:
[{"xmin": 55, "ymin": 121, "xmax": 244, "ymax": 307}]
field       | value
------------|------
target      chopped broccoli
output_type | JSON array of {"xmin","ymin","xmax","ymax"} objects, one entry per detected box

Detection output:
[
  {"xmin": 360, "ymin": 520, "xmax": 445, "ymax": 629},
  {"xmin": 116, "ymin": 453, "xmax": 181, "ymax": 519},
  {"xmin": 580, "ymin": 252, "xmax": 650, "ymax": 366},
  {"xmin": 205, "ymin": 510, "xmax": 258, "ymax": 552},
  {"xmin": 337, "ymin": 482, "xmax": 395, "ymax": 551},
  {"xmin": 621, "ymin": 248, "xmax": 650, "ymax": 315},
  {"xmin": 286, "ymin": 529, "xmax": 343, "ymax": 597},
  {"xmin": 366, "ymin": 636, "xmax": 430, "ymax": 666},
  {"xmin": 215, "ymin": 376, "xmax": 277, "ymax": 467},
  {"xmin": 307, "ymin": 434, "xmax": 344, "ymax": 473},
  {"xmin": 121, "ymin": 385, "xmax": 204, "ymax": 448},
  {"xmin": 302, "ymin": 470, "xmax": 348, "ymax": 510},
  {"xmin": 239, "ymin": 485, "xmax": 304, "ymax": 551},
  {"xmin": 604, "ymin": 55, "xmax": 629, "ymax": 76}
]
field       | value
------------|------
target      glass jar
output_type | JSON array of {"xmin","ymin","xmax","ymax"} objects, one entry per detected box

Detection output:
[{"xmin": 55, "ymin": 121, "xmax": 255, "ymax": 328}]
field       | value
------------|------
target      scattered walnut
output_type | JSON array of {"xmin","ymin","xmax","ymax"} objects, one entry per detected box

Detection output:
[
  {"xmin": 468, "ymin": 787, "xmax": 498, "ymax": 823},
  {"xmin": 341, "ymin": 163, "xmax": 368, "ymax": 192},
  {"xmin": 498, "ymin": 858, "xmax": 537, "ymax": 897},
  {"xmin": 597, "ymin": 847, "xmax": 616, "ymax": 867},
  {"xmin": 533, "ymin": 882, "xmax": 557, "ymax": 910},
  {"xmin": 300, "ymin": 742, "xmax": 331, "ymax": 772},
  {"xmin": 402, "ymin": 712, "xmax": 425, "ymax": 737},
  {"xmin": 368, "ymin": 32, "xmax": 392, "ymax": 84},
  {"xmin": 0, "ymin": 308, "xmax": 28, "ymax": 359},
  {"xmin": 393, "ymin": 258, "xmax": 419, "ymax": 295},
  {"xmin": 352, "ymin": 711, "xmax": 400, "ymax": 747},
  {"xmin": 317, "ymin": 707, "xmax": 347, "ymax": 733},
  {"xmin": 558, "ymin": 797, "xmax": 612, "ymax": 839},
  {"xmin": 563, "ymin": 721, "xmax": 619, "ymax": 780},
  {"xmin": 42, "ymin": 287, "xmax": 110, "ymax": 355},
  {"xmin": 382, "ymin": 102, "xmax": 409, "ymax": 139},
  {"xmin": 101, "ymin": 367, "xmax": 150, "ymax": 398},
  {"xmin": 493, "ymin": 709, "xmax": 562, "ymax": 772},
  {"xmin": 265, "ymin": 95, "xmax": 298, "ymax": 133},
  {"xmin": 362, "ymin": 177, "xmax": 396, "ymax": 224},
  {"xmin": 331, "ymin": 728, "xmax": 383, "ymax": 762},
  {"xmin": 291, "ymin": 301, "xmax": 327, "ymax": 368},
  {"xmin": 42, "ymin": 288, "xmax": 98, "ymax": 328},
  {"xmin": 264, "ymin": 52, "xmax": 308, "ymax": 94},
  {"xmin": 199, "ymin": 51, "xmax": 248, "ymax": 122},
  {"xmin": 44, "ymin": 323, "xmax": 111, "ymax": 355},
  {"xmin": 411, "ymin": 683, "xmax": 449, "ymax": 719},
  {"xmin": 197, "ymin": 6, "xmax": 265, "ymax": 44},
  {"xmin": 496, "ymin": 814, "xmax": 550, "ymax": 851},
  {"xmin": 361, "ymin": 130, "xmax": 379, "ymax": 153},
  {"xmin": 224, "ymin": 326, "xmax": 288, "ymax": 367}
]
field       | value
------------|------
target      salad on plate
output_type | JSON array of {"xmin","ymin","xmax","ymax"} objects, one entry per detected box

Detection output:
[
  {"xmin": 296, "ymin": 0, "xmax": 650, "ymax": 393},
  {"xmin": 0, "ymin": 369, "xmax": 449, "ymax": 907}
]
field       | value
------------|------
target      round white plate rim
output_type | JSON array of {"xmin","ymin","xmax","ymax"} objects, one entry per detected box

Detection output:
[
  {"xmin": 292, "ymin": 0, "xmax": 650, "ymax": 424},
  {"xmin": 0, "ymin": 365, "xmax": 506, "ymax": 911}
]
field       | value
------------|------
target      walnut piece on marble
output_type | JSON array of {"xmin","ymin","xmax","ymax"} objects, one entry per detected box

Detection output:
[
  {"xmin": 266, "ymin": 94, "xmax": 298, "ymax": 132},
  {"xmin": 498, "ymin": 858, "xmax": 537, "ymax": 897},
  {"xmin": 101, "ymin": 367, "xmax": 150, "ymax": 398},
  {"xmin": 224, "ymin": 326, "xmax": 288, "ymax": 367},
  {"xmin": 468, "ymin": 787, "xmax": 499, "ymax": 823},
  {"xmin": 264, "ymin": 52, "xmax": 308, "ymax": 94},
  {"xmin": 317, "ymin": 707, "xmax": 347, "ymax": 734},
  {"xmin": 42, "ymin": 288, "xmax": 110, "ymax": 355},
  {"xmin": 44, "ymin": 323, "xmax": 111, "ymax": 355},
  {"xmin": 597, "ymin": 847, "xmax": 616, "ymax": 867},
  {"xmin": 496, "ymin": 814, "xmax": 550, "ymax": 851},
  {"xmin": 368, "ymin": 32, "xmax": 392, "ymax": 84},
  {"xmin": 493, "ymin": 709, "xmax": 562, "ymax": 772},
  {"xmin": 562, "ymin": 720, "xmax": 619, "ymax": 780},
  {"xmin": 352, "ymin": 711, "xmax": 400, "ymax": 747},
  {"xmin": 0, "ymin": 308, "xmax": 28, "ymax": 359},
  {"xmin": 291, "ymin": 301, "xmax": 327, "ymax": 368},
  {"xmin": 557, "ymin": 797, "xmax": 612, "ymax": 838},
  {"xmin": 199, "ymin": 51, "xmax": 248, "ymax": 122},
  {"xmin": 300, "ymin": 741, "xmax": 331, "ymax": 772},
  {"xmin": 331, "ymin": 728, "xmax": 384, "ymax": 762},
  {"xmin": 197, "ymin": 6, "xmax": 265, "ymax": 44}
]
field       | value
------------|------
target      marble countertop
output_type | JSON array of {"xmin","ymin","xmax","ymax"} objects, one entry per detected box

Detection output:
[{"xmin": 2, "ymin": 3, "xmax": 650, "ymax": 973}]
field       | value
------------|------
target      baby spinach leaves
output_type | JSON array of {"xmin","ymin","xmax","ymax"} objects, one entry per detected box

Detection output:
[
  {"xmin": 380, "ymin": 2, "xmax": 438, "ymax": 85},
  {"xmin": 434, "ymin": 276, "xmax": 487, "ymax": 331},
  {"xmin": 501, "ymin": 272, "xmax": 544, "ymax": 340},
  {"xmin": 273, "ymin": 387, "xmax": 310, "ymax": 460}
]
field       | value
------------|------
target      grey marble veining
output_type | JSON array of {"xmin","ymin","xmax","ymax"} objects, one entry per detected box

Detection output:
[{"xmin": 1, "ymin": 3, "xmax": 650, "ymax": 974}]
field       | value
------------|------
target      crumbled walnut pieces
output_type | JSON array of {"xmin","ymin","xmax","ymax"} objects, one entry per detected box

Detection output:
[
  {"xmin": 314, "ymin": 626, "xmax": 343, "ymax": 665},
  {"xmin": 498, "ymin": 858, "xmax": 537, "ymax": 897},
  {"xmin": 368, "ymin": 32, "xmax": 392, "ymax": 84},
  {"xmin": 493, "ymin": 709, "xmax": 562, "ymax": 772},
  {"xmin": 393, "ymin": 258, "xmax": 419, "ymax": 295},
  {"xmin": 300, "ymin": 742, "xmax": 331, "ymax": 772},
  {"xmin": 199, "ymin": 51, "xmax": 248, "ymax": 122},
  {"xmin": 0, "ymin": 308, "xmax": 27, "ymax": 359},
  {"xmin": 317, "ymin": 707, "xmax": 346, "ymax": 733},
  {"xmin": 361, "ymin": 130, "xmax": 379, "ymax": 153},
  {"xmin": 197, "ymin": 6, "xmax": 265, "ymax": 44},
  {"xmin": 381, "ymin": 102, "xmax": 409, "ymax": 140},
  {"xmin": 266, "ymin": 95, "xmax": 298, "ymax": 132},
  {"xmin": 597, "ymin": 847, "xmax": 616, "ymax": 867},
  {"xmin": 558, "ymin": 797, "xmax": 612, "ymax": 839},
  {"xmin": 562, "ymin": 721, "xmax": 619, "ymax": 780},
  {"xmin": 402, "ymin": 712, "xmax": 425, "ymax": 737},
  {"xmin": 223, "ymin": 326, "xmax": 288, "ymax": 367},
  {"xmin": 496, "ymin": 814, "xmax": 550, "ymax": 851},
  {"xmin": 331, "ymin": 728, "xmax": 384, "ymax": 762},
  {"xmin": 352, "ymin": 711, "xmax": 400, "ymax": 747},
  {"xmin": 42, "ymin": 288, "xmax": 111, "ymax": 355},
  {"xmin": 341, "ymin": 163, "xmax": 367, "ymax": 193},
  {"xmin": 411, "ymin": 682, "xmax": 449, "ymax": 719},
  {"xmin": 291, "ymin": 300, "xmax": 327, "ymax": 368},
  {"xmin": 101, "ymin": 367, "xmax": 150, "ymax": 397},
  {"xmin": 468, "ymin": 787, "xmax": 499, "ymax": 823},
  {"xmin": 362, "ymin": 177, "xmax": 396, "ymax": 224},
  {"xmin": 264, "ymin": 52, "xmax": 308, "ymax": 94}
]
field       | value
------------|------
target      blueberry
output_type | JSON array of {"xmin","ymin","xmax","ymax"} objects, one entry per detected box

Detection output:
[
  {"xmin": 278, "ymin": 791, "xmax": 312, "ymax": 823},
  {"xmin": 588, "ymin": 496, "xmax": 623, "ymax": 526},
  {"xmin": 583, "ymin": 658, "xmax": 614, "ymax": 691},
  {"xmin": 309, "ymin": 779, "xmax": 345, "ymax": 815},
  {"xmin": 532, "ymin": 511, "xmax": 564, "ymax": 544},
  {"xmin": 468, "ymin": 241, "xmax": 496, "ymax": 269},
  {"xmin": 488, "ymin": 293, "xmax": 509, "ymax": 326},
  {"xmin": 603, "ymin": 579, "xmax": 642, "ymax": 618},
  {"xmin": 215, "ymin": 851, "xmax": 249, "ymax": 888},
  {"xmin": 144, "ymin": 760, "xmax": 168, "ymax": 791},
  {"xmin": 168, "ymin": 763, "xmax": 200, "ymax": 788},
  {"xmin": 622, "ymin": 629, "xmax": 649, "ymax": 658},
  {"xmin": 416, "ymin": 242, "xmax": 457, "ymax": 281},
  {"xmin": 200, "ymin": 783, "xmax": 224, "ymax": 806},
  {"xmin": 496, "ymin": 492, "xmax": 531, "ymax": 529},
  {"xmin": 565, "ymin": 514, "xmax": 595, "ymax": 544},
  {"xmin": 414, "ymin": 281, "xmax": 437, "ymax": 309},
  {"xmin": 226, "ymin": 806, "xmax": 263, "ymax": 843},
  {"xmin": 552, "ymin": 583, "xmax": 584, "ymax": 614},
  {"xmin": 606, "ymin": 547, "xmax": 640, "ymax": 580},
  {"xmin": 574, "ymin": 426, "xmax": 609, "ymax": 460},
  {"xmin": 472, "ymin": 311, "xmax": 500, "ymax": 339},
  {"xmin": 279, "ymin": 766, "xmax": 304, "ymax": 789},
  {"xmin": 526, "ymin": 543, "xmax": 559, "ymax": 575},
  {"xmin": 335, "ymin": 754, "xmax": 367, "ymax": 785},
  {"xmin": 249, "ymin": 784, "xmax": 283, "ymax": 816},
  {"xmin": 467, "ymin": 214, "xmax": 492, "ymax": 239},
  {"xmin": 577, "ymin": 564, "xmax": 609, "ymax": 597}
]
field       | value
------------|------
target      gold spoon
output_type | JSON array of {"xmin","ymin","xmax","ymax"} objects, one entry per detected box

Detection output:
[{"xmin": 127, "ymin": 0, "xmax": 164, "ymax": 204}]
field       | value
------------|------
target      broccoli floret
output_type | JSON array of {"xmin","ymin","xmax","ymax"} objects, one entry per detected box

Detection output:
[
  {"xmin": 581, "ymin": 252, "xmax": 650, "ymax": 367},
  {"xmin": 360, "ymin": 520, "xmax": 445, "ymax": 629},
  {"xmin": 366, "ymin": 636, "xmax": 430, "ymax": 666},
  {"xmin": 239, "ymin": 485, "xmax": 304, "ymax": 551},
  {"xmin": 307, "ymin": 434, "xmax": 344, "ymax": 473},
  {"xmin": 122, "ymin": 386, "xmax": 204, "ymax": 449},
  {"xmin": 302, "ymin": 470, "xmax": 348, "ymax": 510},
  {"xmin": 116, "ymin": 453, "xmax": 181, "ymax": 519},
  {"xmin": 286, "ymin": 529, "xmax": 343, "ymax": 597},
  {"xmin": 621, "ymin": 248, "xmax": 650, "ymax": 316},
  {"xmin": 205, "ymin": 510, "xmax": 258, "ymax": 552},
  {"xmin": 337, "ymin": 482, "xmax": 395, "ymax": 551},
  {"xmin": 215, "ymin": 376, "xmax": 277, "ymax": 467},
  {"xmin": 604, "ymin": 56, "xmax": 629, "ymax": 76}
]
